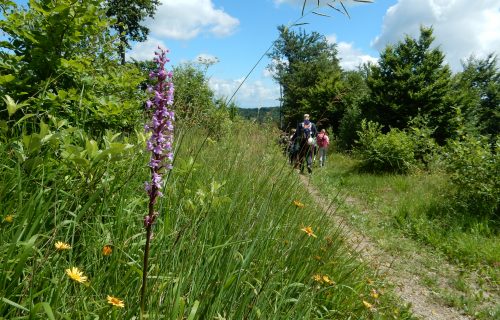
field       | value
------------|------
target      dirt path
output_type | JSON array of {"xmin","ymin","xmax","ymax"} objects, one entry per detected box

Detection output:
[{"xmin": 300, "ymin": 174, "xmax": 474, "ymax": 320}]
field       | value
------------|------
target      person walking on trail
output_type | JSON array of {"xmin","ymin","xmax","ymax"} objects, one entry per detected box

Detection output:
[
  {"xmin": 288, "ymin": 128, "xmax": 298, "ymax": 165},
  {"xmin": 291, "ymin": 114, "xmax": 317, "ymax": 174},
  {"xmin": 316, "ymin": 129, "xmax": 330, "ymax": 167}
]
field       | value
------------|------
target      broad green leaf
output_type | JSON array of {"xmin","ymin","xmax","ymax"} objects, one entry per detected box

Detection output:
[
  {"xmin": 0, "ymin": 74, "xmax": 15, "ymax": 84},
  {"xmin": 86, "ymin": 139, "xmax": 99, "ymax": 158},
  {"xmin": 32, "ymin": 302, "xmax": 56, "ymax": 320},
  {"xmin": 3, "ymin": 95, "xmax": 27, "ymax": 117}
]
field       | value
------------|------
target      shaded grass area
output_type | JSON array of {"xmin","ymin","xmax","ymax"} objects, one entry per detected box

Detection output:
[
  {"xmin": 311, "ymin": 152, "xmax": 499, "ymax": 319},
  {"xmin": 0, "ymin": 123, "xmax": 414, "ymax": 319}
]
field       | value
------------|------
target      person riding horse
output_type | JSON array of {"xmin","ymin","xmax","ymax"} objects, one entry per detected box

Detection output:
[{"xmin": 291, "ymin": 114, "xmax": 317, "ymax": 174}]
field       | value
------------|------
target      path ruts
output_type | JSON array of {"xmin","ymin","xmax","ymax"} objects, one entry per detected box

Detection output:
[{"xmin": 299, "ymin": 174, "xmax": 473, "ymax": 320}]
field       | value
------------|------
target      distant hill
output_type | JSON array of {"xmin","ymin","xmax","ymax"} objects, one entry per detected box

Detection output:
[{"xmin": 238, "ymin": 107, "xmax": 281, "ymax": 124}]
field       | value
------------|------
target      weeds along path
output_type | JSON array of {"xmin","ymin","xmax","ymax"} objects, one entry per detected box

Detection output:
[{"xmin": 299, "ymin": 174, "xmax": 473, "ymax": 320}]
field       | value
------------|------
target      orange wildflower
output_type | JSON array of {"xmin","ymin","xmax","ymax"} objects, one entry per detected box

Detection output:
[
  {"xmin": 102, "ymin": 245, "xmax": 112, "ymax": 256},
  {"xmin": 301, "ymin": 226, "xmax": 317, "ymax": 238}
]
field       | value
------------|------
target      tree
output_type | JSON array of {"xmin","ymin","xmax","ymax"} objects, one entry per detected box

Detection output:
[
  {"xmin": 454, "ymin": 54, "xmax": 499, "ymax": 138},
  {"xmin": 365, "ymin": 26, "xmax": 453, "ymax": 142},
  {"xmin": 0, "ymin": 0, "xmax": 114, "ymax": 97},
  {"xmin": 106, "ymin": 0, "xmax": 160, "ymax": 65},
  {"xmin": 267, "ymin": 25, "xmax": 341, "ymax": 130}
]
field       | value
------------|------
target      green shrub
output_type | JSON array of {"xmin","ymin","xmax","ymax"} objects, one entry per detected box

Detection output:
[
  {"xmin": 355, "ymin": 120, "xmax": 416, "ymax": 173},
  {"xmin": 337, "ymin": 104, "xmax": 362, "ymax": 151},
  {"xmin": 406, "ymin": 116, "xmax": 439, "ymax": 169},
  {"xmin": 444, "ymin": 134, "xmax": 499, "ymax": 219}
]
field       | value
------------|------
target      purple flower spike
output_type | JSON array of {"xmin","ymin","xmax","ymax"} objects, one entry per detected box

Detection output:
[{"xmin": 143, "ymin": 46, "xmax": 175, "ymax": 229}]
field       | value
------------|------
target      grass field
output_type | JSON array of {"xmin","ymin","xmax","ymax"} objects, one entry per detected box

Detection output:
[
  {"xmin": 310, "ymin": 152, "xmax": 499, "ymax": 319},
  {"xmin": 0, "ymin": 122, "xmax": 415, "ymax": 319}
]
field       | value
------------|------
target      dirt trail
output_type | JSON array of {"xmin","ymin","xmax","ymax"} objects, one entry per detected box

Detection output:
[{"xmin": 299, "ymin": 174, "xmax": 473, "ymax": 320}]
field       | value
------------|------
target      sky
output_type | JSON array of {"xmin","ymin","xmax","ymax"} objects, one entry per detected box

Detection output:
[
  {"xmin": 127, "ymin": 0, "xmax": 500, "ymax": 108},
  {"xmin": 6, "ymin": 0, "xmax": 500, "ymax": 108}
]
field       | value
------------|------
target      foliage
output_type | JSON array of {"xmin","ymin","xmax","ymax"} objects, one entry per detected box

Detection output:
[
  {"xmin": 453, "ymin": 54, "xmax": 500, "ymax": 139},
  {"xmin": 444, "ymin": 134, "xmax": 500, "ymax": 220},
  {"xmin": 337, "ymin": 68, "xmax": 371, "ymax": 150},
  {"xmin": 105, "ymin": 0, "xmax": 160, "ymax": 64},
  {"xmin": 0, "ymin": 0, "xmax": 146, "ymax": 135},
  {"xmin": 0, "ymin": 0, "xmax": 114, "ymax": 91},
  {"xmin": 365, "ymin": 26, "xmax": 453, "ymax": 142},
  {"xmin": 172, "ymin": 62, "xmax": 235, "ymax": 138},
  {"xmin": 267, "ymin": 25, "xmax": 341, "ymax": 130},
  {"xmin": 406, "ymin": 115, "xmax": 439, "ymax": 168},
  {"xmin": 355, "ymin": 120, "xmax": 416, "ymax": 173}
]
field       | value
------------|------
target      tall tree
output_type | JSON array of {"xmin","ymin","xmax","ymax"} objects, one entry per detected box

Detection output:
[
  {"xmin": 454, "ymin": 54, "xmax": 499, "ymax": 138},
  {"xmin": 267, "ymin": 25, "xmax": 341, "ymax": 129},
  {"xmin": 366, "ymin": 26, "xmax": 453, "ymax": 141},
  {"xmin": 106, "ymin": 0, "xmax": 160, "ymax": 65}
]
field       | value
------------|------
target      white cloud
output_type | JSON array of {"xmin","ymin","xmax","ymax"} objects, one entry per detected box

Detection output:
[
  {"xmin": 127, "ymin": 37, "xmax": 168, "ymax": 61},
  {"xmin": 145, "ymin": 0, "xmax": 239, "ymax": 40},
  {"xmin": 274, "ymin": 0, "xmax": 364, "ymax": 6},
  {"xmin": 194, "ymin": 53, "xmax": 220, "ymax": 65},
  {"xmin": 372, "ymin": 0, "xmax": 500, "ymax": 71},
  {"xmin": 326, "ymin": 34, "xmax": 378, "ymax": 70},
  {"xmin": 209, "ymin": 78, "xmax": 280, "ymax": 108}
]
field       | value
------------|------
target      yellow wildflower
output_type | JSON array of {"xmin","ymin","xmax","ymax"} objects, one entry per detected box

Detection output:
[
  {"xmin": 312, "ymin": 274, "xmax": 323, "ymax": 283},
  {"xmin": 4, "ymin": 215, "xmax": 14, "ymax": 223},
  {"xmin": 102, "ymin": 245, "xmax": 112, "ymax": 256},
  {"xmin": 363, "ymin": 300, "xmax": 373, "ymax": 309},
  {"xmin": 301, "ymin": 226, "xmax": 317, "ymax": 238},
  {"xmin": 55, "ymin": 241, "xmax": 71, "ymax": 250},
  {"xmin": 322, "ymin": 275, "xmax": 334, "ymax": 285},
  {"xmin": 65, "ymin": 267, "xmax": 88, "ymax": 283},
  {"xmin": 292, "ymin": 200, "xmax": 304, "ymax": 208},
  {"xmin": 370, "ymin": 288, "xmax": 379, "ymax": 299},
  {"xmin": 107, "ymin": 295, "xmax": 125, "ymax": 308}
]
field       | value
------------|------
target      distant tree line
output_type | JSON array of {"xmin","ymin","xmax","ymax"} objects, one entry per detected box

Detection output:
[{"xmin": 268, "ymin": 25, "xmax": 499, "ymax": 148}]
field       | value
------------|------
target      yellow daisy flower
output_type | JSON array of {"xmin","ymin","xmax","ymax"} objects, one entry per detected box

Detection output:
[
  {"xmin": 102, "ymin": 245, "xmax": 112, "ymax": 256},
  {"xmin": 55, "ymin": 241, "xmax": 71, "ymax": 250},
  {"xmin": 370, "ymin": 288, "xmax": 379, "ymax": 299},
  {"xmin": 322, "ymin": 275, "xmax": 334, "ymax": 285},
  {"xmin": 107, "ymin": 295, "xmax": 125, "ymax": 308},
  {"xmin": 293, "ymin": 200, "xmax": 305, "ymax": 208},
  {"xmin": 301, "ymin": 226, "xmax": 317, "ymax": 238},
  {"xmin": 65, "ymin": 267, "xmax": 88, "ymax": 283},
  {"xmin": 312, "ymin": 274, "xmax": 322, "ymax": 283},
  {"xmin": 4, "ymin": 215, "xmax": 14, "ymax": 223}
]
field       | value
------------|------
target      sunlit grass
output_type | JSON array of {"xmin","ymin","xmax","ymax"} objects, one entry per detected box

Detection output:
[
  {"xmin": 311, "ymin": 151, "xmax": 500, "ymax": 319},
  {"xmin": 0, "ymin": 122, "xmax": 414, "ymax": 319}
]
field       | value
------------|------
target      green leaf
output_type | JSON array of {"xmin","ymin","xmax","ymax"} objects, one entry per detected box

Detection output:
[
  {"xmin": 3, "ymin": 95, "xmax": 28, "ymax": 117},
  {"xmin": 0, "ymin": 74, "xmax": 16, "ymax": 85},
  {"xmin": 85, "ymin": 139, "xmax": 99, "ymax": 158},
  {"xmin": 13, "ymin": 114, "xmax": 35, "ymax": 127},
  {"xmin": 32, "ymin": 302, "xmax": 56, "ymax": 320},
  {"xmin": 187, "ymin": 300, "xmax": 199, "ymax": 320}
]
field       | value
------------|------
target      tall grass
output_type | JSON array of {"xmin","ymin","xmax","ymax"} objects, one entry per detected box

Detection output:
[{"xmin": 0, "ymin": 122, "xmax": 412, "ymax": 319}]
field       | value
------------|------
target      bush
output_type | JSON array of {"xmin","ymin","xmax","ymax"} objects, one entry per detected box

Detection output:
[
  {"xmin": 444, "ymin": 134, "xmax": 499, "ymax": 219},
  {"xmin": 355, "ymin": 120, "xmax": 416, "ymax": 173},
  {"xmin": 406, "ymin": 116, "xmax": 440, "ymax": 169},
  {"xmin": 337, "ymin": 104, "xmax": 362, "ymax": 151}
]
